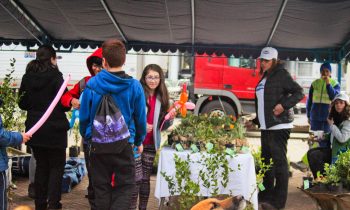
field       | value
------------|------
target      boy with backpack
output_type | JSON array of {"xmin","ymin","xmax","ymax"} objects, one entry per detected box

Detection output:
[{"xmin": 79, "ymin": 39, "xmax": 146, "ymax": 210}]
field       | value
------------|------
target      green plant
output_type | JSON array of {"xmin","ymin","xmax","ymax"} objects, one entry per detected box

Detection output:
[
  {"xmin": 333, "ymin": 149, "xmax": 350, "ymax": 185},
  {"xmin": 72, "ymin": 120, "xmax": 80, "ymax": 147},
  {"xmin": 323, "ymin": 163, "xmax": 340, "ymax": 185},
  {"xmin": 169, "ymin": 114, "xmax": 247, "ymax": 151},
  {"xmin": 198, "ymin": 145, "xmax": 234, "ymax": 196},
  {"xmin": 0, "ymin": 58, "xmax": 25, "ymax": 131},
  {"xmin": 251, "ymin": 148, "xmax": 273, "ymax": 202},
  {"xmin": 161, "ymin": 146, "xmax": 237, "ymax": 209},
  {"xmin": 161, "ymin": 154, "xmax": 200, "ymax": 210}
]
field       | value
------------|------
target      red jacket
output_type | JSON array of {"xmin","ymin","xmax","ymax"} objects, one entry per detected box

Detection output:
[{"xmin": 61, "ymin": 48, "xmax": 102, "ymax": 107}]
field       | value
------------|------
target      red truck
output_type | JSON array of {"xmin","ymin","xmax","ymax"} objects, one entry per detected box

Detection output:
[
  {"xmin": 189, "ymin": 54, "xmax": 307, "ymax": 117},
  {"xmin": 191, "ymin": 54, "xmax": 261, "ymax": 117}
]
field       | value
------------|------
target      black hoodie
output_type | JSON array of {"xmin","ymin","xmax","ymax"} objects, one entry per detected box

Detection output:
[{"xmin": 19, "ymin": 66, "xmax": 70, "ymax": 149}]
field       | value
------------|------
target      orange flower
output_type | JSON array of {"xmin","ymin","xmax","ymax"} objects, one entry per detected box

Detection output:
[
  {"xmin": 231, "ymin": 115, "xmax": 237, "ymax": 122},
  {"xmin": 230, "ymin": 124, "xmax": 235, "ymax": 129}
]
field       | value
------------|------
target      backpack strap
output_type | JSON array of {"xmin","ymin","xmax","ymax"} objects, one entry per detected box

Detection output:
[{"xmin": 78, "ymin": 78, "xmax": 86, "ymax": 95}]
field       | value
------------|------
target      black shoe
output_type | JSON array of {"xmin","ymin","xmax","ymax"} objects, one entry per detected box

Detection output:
[
  {"xmin": 48, "ymin": 202, "xmax": 62, "ymax": 209},
  {"xmin": 260, "ymin": 202, "xmax": 278, "ymax": 210},
  {"xmin": 28, "ymin": 183, "xmax": 36, "ymax": 199}
]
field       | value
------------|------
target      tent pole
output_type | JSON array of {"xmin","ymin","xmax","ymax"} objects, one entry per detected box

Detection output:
[
  {"xmin": 0, "ymin": 0, "xmax": 43, "ymax": 44},
  {"xmin": 266, "ymin": 0, "xmax": 288, "ymax": 46},
  {"xmin": 100, "ymin": 0, "xmax": 128, "ymax": 43}
]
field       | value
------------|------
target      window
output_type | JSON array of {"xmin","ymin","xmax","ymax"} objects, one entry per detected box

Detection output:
[
  {"xmin": 297, "ymin": 62, "xmax": 313, "ymax": 77},
  {"xmin": 228, "ymin": 56, "xmax": 255, "ymax": 69},
  {"xmin": 228, "ymin": 56, "xmax": 240, "ymax": 67}
]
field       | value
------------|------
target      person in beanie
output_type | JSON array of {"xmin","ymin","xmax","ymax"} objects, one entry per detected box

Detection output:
[
  {"xmin": 60, "ymin": 47, "xmax": 102, "ymax": 210},
  {"xmin": 307, "ymin": 62, "xmax": 340, "ymax": 139},
  {"xmin": 79, "ymin": 39, "xmax": 146, "ymax": 210},
  {"xmin": 247, "ymin": 47, "xmax": 304, "ymax": 210},
  {"xmin": 0, "ymin": 98, "xmax": 31, "ymax": 210},
  {"xmin": 290, "ymin": 63, "xmax": 341, "ymax": 173}
]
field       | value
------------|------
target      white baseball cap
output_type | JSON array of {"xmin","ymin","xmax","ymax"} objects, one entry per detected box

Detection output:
[
  {"xmin": 259, "ymin": 47, "xmax": 278, "ymax": 60},
  {"xmin": 333, "ymin": 93, "xmax": 350, "ymax": 104}
]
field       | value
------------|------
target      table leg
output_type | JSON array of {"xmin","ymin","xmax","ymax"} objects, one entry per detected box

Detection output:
[{"xmin": 159, "ymin": 197, "xmax": 165, "ymax": 210}]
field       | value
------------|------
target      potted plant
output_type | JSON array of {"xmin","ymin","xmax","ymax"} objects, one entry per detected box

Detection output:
[
  {"xmin": 69, "ymin": 120, "xmax": 81, "ymax": 157},
  {"xmin": 323, "ymin": 163, "xmax": 342, "ymax": 193}
]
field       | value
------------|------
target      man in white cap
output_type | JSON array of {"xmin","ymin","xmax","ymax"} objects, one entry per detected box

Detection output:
[{"xmin": 250, "ymin": 47, "xmax": 304, "ymax": 210}]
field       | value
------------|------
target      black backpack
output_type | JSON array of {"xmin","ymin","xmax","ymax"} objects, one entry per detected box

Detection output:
[{"xmin": 88, "ymin": 87, "xmax": 130, "ymax": 154}]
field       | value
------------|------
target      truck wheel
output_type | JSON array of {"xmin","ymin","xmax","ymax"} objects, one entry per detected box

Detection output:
[{"xmin": 200, "ymin": 100, "xmax": 236, "ymax": 117}]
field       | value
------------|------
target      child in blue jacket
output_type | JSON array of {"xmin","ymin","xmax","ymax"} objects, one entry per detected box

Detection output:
[
  {"xmin": 0, "ymin": 98, "xmax": 31, "ymax": 210},
  {"xmin": 79, "ymin": 39, "xmax": 146, "ymax": 210}
]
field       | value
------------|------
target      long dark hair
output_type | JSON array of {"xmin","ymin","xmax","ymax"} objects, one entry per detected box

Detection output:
[
  {"xmin": 140, "ymin": 64, "xmax": 170, "ymax": 113},
  {"xmin": 259, "ymin": 59, "xmax": 284, "ymax": 75},
  {"xmin": 25, "ymin": 45, "xmax": 59, "ymax": 73},
  {"xmin": 329, "ymin": 101, "xmax": 350, "ymax": 126}
]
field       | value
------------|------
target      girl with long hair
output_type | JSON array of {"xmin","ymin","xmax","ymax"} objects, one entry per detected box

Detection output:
[
  {"xmin": 130, "ymin": 64, "xmax": 174, "ymax": 210},
  {"xmin": 19, "ymin": 45, "xmax": 70, "ymax": 210}
]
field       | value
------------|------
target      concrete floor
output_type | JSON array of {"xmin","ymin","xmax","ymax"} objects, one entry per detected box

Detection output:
[{"xmin": 10, "ymin": 114, "xmax": 320, "ymax": 210}]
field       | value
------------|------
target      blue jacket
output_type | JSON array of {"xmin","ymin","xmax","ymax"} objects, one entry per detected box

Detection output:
[
  {"xmin": 79, "ymin": 70, "xmax": 146, "ymax": 146},
  {"xmin": 0, "ymin": 116, "xmax": 23, "ymax": 171},
  {"xmin": 306, "ymin": 80, "xmax": 340, "ymax": 122}
]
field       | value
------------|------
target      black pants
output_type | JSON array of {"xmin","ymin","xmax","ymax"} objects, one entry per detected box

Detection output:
[
  {"xmin": 90, "ymin": 143, "xmax": 135, "ymax": 210},
  {"xmin": 83, "ymin": 144, "xmax": 97, "ymax": 210},
  {"xmin": 307, "ymin": 147, "xmax": 331, "ymax": 178},
  {"xmin": 259, "ymin": 129, "xmax": 290, "ymax": 209},
  {"xmin": 32, "ymin": 147, "xmax": 66, "ymax": 210}
]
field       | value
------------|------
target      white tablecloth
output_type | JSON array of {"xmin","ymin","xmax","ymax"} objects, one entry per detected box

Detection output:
[{"xmin": 155, "ymin": 147, "xmax": 258, "ymax": 210}]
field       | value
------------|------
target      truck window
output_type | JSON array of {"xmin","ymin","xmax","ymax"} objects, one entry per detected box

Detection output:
[
  {"xmin": 297, "ymin": 62, "xmax": 313, "ymax": 77},
  {"xmin": 228, "ymin": 56, "xmax": 256, "ymax": 69},
  {"xmin": 228, "ymin": 56, "xmax": 240, "ymax": 67}
]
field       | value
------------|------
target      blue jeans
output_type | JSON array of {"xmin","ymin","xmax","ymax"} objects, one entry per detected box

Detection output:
[{"xmin": 0, "ymin": 171, "xmax": 7, "ymax": 210}]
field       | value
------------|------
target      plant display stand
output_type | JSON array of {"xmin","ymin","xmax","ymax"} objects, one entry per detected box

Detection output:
[{"xmin": 300, "ymin": 188, "xmax": 350, "ymax": 210}]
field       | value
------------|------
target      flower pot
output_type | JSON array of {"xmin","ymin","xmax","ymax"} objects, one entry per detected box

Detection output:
[
  {"xmin": 225, "ymin": 143, "xmax": 235, "ymax": 148},
  {"xmin": 69, "ymin": 146, "xmax": 80, "ymax": 157},
  {"xmin": 327, "ymin": 183, "xmax": 343, "ymax": 193},
  {"xmin": 302, "ymin": 176, "xmax": 313, "ymax": 189},
  {"xmin": 195, "ymin": 142, "xmax": 201, "ymax": 150},
  {"xmin": 168, "ymin": 134, "xmax": 174, "ymax": 146},
  {"xmin": 310, "ymin": 183, "xmax": 328, "ymax": 193}
]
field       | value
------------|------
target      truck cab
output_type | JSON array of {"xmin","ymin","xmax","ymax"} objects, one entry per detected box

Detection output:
[{"xmin": 193, "ymin": 54, "xmax": 261, "ymax": 117}]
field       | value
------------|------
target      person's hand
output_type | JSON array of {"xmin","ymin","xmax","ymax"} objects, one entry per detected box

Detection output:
[
  {"xmin": 327, "ymin": 118, "xmax": 334, "ymax": 125},
  {"xmin": 146, "ymin": 123, "xmax": 153, "ymax": 133},
  {"xmin": 137, "ymin": 144, "xmax": 144, "ymax": 154},
  {"xmin": 168, "ymin": 110, "xmax": 177, "ymax": 120},
  {"xmin": 71, "ymin": 98, "xmax": 80, "ymax": 109},
  {"xmin": 322, "ymin": 75, "xmax": 330, "ymax": 85},
  {"xmin": 273, "ymin": 104, "xmax": 284, "ymax": 116},
  {"xmin": 21, "ymin": 133, "xmax": 31, "ymax": 143}
]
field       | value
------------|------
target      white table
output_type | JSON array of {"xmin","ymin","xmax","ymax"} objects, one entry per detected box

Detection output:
[{"xmin": 155, "ymin": 147, "xmax": 258, "ymax": 210}]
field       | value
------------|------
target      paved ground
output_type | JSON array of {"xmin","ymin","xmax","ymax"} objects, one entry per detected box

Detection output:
[
  {"xmin": 10, "ymin": 114, "xmax": 321, "ymax": 210},
  {"xmin": 10, "ymin": 141, "xmax": 318, "ymax": 210}
]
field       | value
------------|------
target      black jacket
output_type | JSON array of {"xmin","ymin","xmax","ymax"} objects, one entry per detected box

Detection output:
[
  {"xmin": 253, "ymin": 64, "xmax": 304, "ymax": 129},
  {"xmin": 19, "ymin": 67, "xmax": 70, "ymax": 149}
]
